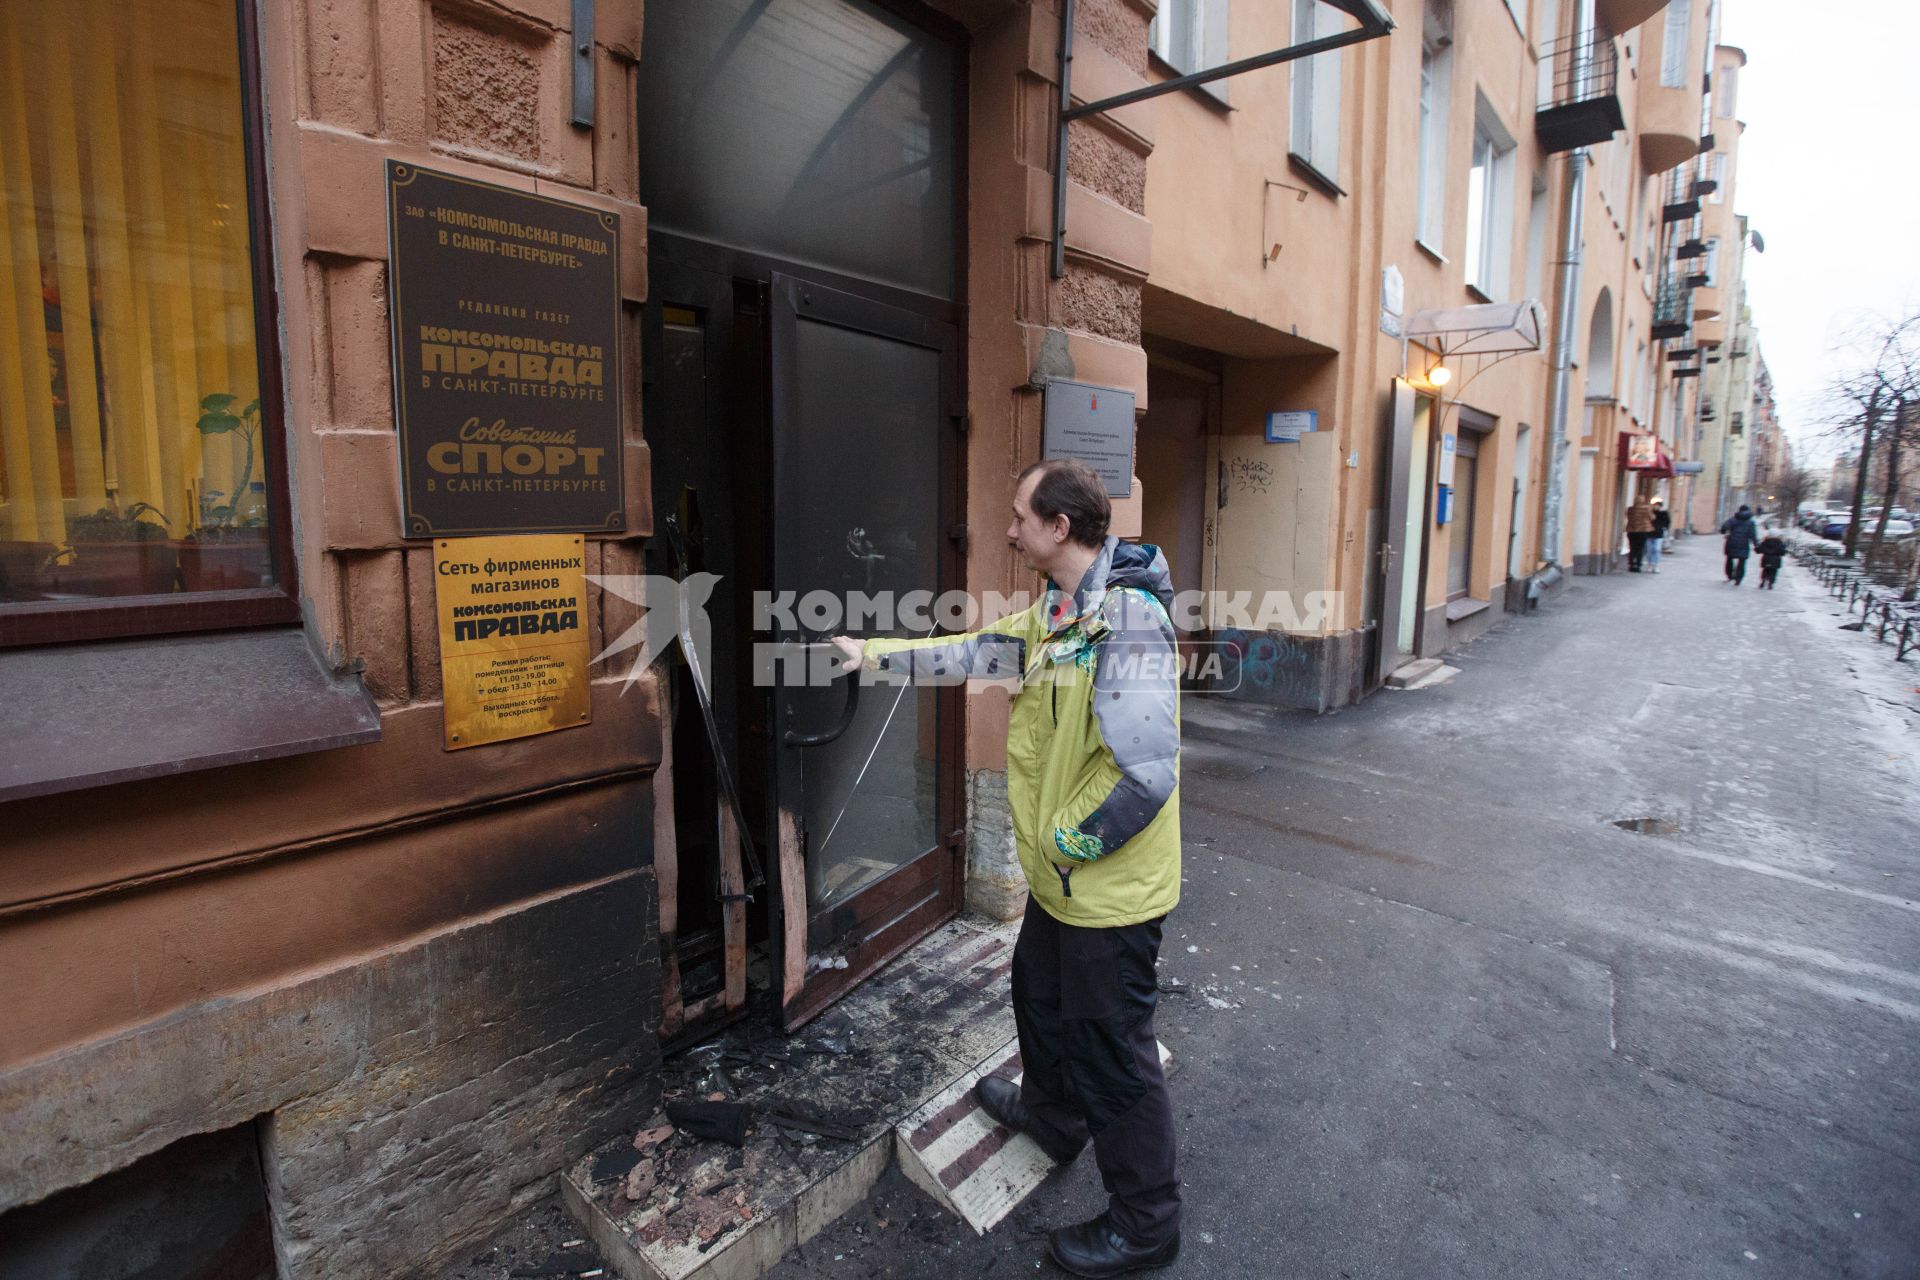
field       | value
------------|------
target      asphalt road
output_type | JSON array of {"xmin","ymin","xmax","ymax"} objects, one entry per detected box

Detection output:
[{"xmin": 767, "ymin": 537, "xmax": 1920, "ymax": 1280}]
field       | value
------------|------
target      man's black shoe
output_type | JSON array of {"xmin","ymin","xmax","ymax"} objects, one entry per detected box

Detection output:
[
  {"xmin": 973, "ymin": 1076, "xmax": 1082, "ymax": 1163},
  {"xmin": 1047, "ymin": 1214, "xmax": 1179, "ymax": 1277}
]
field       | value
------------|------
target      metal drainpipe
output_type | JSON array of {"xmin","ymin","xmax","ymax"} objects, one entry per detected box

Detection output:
[{"xmin": 1540, "ymin": 0, "xmax": 1596, "ymax": 572}]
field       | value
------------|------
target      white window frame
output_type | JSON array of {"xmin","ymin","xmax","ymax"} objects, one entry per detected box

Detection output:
[
  {"xmin": 1707, "ymin": 152, "xmax": 1726, "ymax": 204},
  {"xmin": 1463, "ymin": 95, "xmax": 1516, "ymax": 300},
  {"xmin": 1703, "ymin": 236, "xmax": 1720, "ymax": 288},
  {"xmin": 1660, "ymin": 0, "xmax": 1691, "ymax": 88},
  {"xmin": 1150, "ymin": 0, "xmax": 1232, "ymax": 106},
  {"xmin": 1415, "ymin": 4, "xmax": 1452, "ymax": 252},
  {"xmin": 1289, "ymin": 0, "xmax": 1344, "ymax": 189},
  {"xmin": 1716, "ymin": 64, "xmax": 1738, "ymax": 118}
]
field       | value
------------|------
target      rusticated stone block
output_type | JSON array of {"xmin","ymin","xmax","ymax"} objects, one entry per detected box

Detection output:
[{"xmin": 431, "ymin": 10, "xmax": 544, "ymax": 162}]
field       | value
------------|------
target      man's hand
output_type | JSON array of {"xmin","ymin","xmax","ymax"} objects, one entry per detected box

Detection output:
[{"xmin": 829, "ymin": 635, "xmax": 865, "ymax": 673}]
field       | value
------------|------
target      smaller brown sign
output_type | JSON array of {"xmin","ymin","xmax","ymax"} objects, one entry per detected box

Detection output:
[{"xmin": 434, "ymin": 534, "xmax": 591, "ymax": 750}]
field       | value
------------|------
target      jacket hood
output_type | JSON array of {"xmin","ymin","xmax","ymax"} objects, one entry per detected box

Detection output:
[
  {"xmin": 1051, "ymin": 537, "xmax": 1177, "ymax": 633},
  {"xmin": 1105, "ymin": 539, "xmax": 1175, "ymax": 612}
]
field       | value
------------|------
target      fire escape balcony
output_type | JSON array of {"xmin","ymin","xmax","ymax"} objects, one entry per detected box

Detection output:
[
  {"xmin": 1535, "ymin": 34, "xmax": 1625, "ymax": 153},
  {"xmin": 1661, "ymin": 166, "xmax": 1701, "ymax": 221},
  {"xmin": 1651, "ymin": 275, "xmax": 1692, "ymax": 341}
]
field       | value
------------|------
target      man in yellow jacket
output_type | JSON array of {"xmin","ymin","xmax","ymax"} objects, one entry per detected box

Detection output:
[{"xmin": 833, "ymin": 458, "xmax": 1181, "ymax": 1277}]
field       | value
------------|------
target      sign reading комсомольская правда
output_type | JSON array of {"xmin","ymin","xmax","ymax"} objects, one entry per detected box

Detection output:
[{"xmin": 386, "ymin": 162, "xmax": 624, "ymax": 537}]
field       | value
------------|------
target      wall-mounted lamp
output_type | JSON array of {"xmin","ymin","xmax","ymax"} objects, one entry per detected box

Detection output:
[{"xmin": 1426, "ymin": 363, "xmax": 1453, "ymax": 388}]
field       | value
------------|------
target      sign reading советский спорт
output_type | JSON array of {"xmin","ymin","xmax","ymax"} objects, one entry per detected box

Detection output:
[{"xmin": 386, "ymin": 162, "xmax": 624, "ymax": 537}]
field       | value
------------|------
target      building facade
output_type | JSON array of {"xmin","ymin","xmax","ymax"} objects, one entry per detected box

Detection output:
[
  {"xmin": 1131, "ymin": 0, "xmax": 1751, "ymax": 711},
  {"xmin": 0, "ymin": 0, "xmax": 1774, "ymax": 1274}
]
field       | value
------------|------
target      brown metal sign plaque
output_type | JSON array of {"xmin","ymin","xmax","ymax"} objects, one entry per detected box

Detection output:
[
  {"xmin": 388, "ymin": 162, "xmax": 624, "ymax": 536},
  {"xmin": 434, "ymin": 534, "xmax": 592, "ymax": 750}
]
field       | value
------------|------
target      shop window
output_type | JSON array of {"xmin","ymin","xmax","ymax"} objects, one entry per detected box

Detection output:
[
  {"xmin": 0, "ymin": 0, "xmax": 293, "ymax": 647},
  {"xmin": 1150, "ymin": 0, "xmax": 1232, "ymax": 106},
  {"xmin": 1463, "ymin": 95, "xmax": 1516, "ymax": 300},
  {"xmin": 1289, "ymin": 0, "xmax": 1344, "ymax": 190}
]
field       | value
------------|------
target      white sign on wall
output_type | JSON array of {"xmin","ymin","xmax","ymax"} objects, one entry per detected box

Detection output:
[{"xmin": 1265, "ymin": 411, "xmax": 1319, "ymax": 444}]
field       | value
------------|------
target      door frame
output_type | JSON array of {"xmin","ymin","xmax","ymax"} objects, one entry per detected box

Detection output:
[
  {"xmin": 767, "ymin": 269, "xmax": 966, "ymax": 1031},
  {"xmin": 1372, "ymin": 379, "xmax": 1417, "ymax": 688}
]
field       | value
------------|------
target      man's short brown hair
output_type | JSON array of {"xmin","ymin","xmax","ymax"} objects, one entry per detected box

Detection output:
[{"xmin": 1017, "ymin": 458, "xmax": 1111, "ymax": 548}]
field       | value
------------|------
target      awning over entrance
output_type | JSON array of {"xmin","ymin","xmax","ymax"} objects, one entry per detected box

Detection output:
[
  {"xmin": 1404, "ymin": 300, "xmax": 1546, "ymax": 356},
  {"xmin": 1619, "ymin": 431, "xmax": 1675, "ymax": 478}
]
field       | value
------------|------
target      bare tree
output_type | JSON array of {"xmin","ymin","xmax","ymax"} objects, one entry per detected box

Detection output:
[
  {"xmin": 1771, "ymin": 463, "xmax": 1816, "ymax": 523},
  {"xmin": 1818, "ymin": 311, "xmax": 1920, "ymax": 558}
]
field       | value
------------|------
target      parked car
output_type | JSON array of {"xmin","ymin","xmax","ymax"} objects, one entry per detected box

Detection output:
[{"xmin": 1819, "ymin": 514, "xmax": 1852, "ymax": 540}]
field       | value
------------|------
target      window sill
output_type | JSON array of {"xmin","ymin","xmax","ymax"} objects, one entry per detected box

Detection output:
[
  {"xmin": 1415, "ymin": 238, "xmax": 1448, "ymax": 265},
  {"xmin": 0, "ymin": 628, "xmax": 381, "ymax": 803},
  {"xmin": 1465, "ymin": 283, "xmax": 1495, "ymax": 304},
  {"xmin": 1287, "ymin": 153, "xmax": 1346, "ymax": 199},
  {"xmin": 1147, "ymin": 50, "xmax": 1233, "ymax": 111},
  {"xmin": 1445, "ymin": 596, "xmax": 1491, "ymax": 623}
]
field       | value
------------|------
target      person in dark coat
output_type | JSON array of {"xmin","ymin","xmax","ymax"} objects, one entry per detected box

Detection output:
[
  {"xmin": 1757, "ymin": 531, "xmax": 1788, "ymax": 589},
  {"xmin": 1721, "ymin": 505, "xmax": 1759, "ymax": 584}
]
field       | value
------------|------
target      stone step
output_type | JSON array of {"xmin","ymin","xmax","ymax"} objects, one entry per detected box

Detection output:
[
  {"xmin": 894, "ymin": 1037, "xmax": 1174, "ymax": 1237},
  {"xmin": 1399, "ymin": 662, "xmax": 1461, "ymax": 691},
  {"xmin": 1385, "ymin": 657, "xmax": 1445, "ymax": 688}
]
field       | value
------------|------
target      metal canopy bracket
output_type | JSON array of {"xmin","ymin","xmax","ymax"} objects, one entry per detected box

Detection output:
[{"xmin": 1050, "ymin": 0, "xmax": 1394, "ymax": 279}]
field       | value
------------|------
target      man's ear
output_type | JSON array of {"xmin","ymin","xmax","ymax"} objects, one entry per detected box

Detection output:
[{"xmin": 1050, "ymin": 513, "xmax": 1072, "ymax": 544}]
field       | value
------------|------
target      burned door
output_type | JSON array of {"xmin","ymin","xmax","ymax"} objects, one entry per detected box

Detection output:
[
  {"xmin": 769, "ymin": 274, "xmax": 961, "ymax": 1029},
  {"xmin": 637, "ymin": 0, "xmax": 964, "ymax": 1034}
]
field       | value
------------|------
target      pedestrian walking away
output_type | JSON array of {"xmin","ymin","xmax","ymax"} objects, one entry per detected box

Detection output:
[
  {"xmin": 1721, "ymin": 504, "xmax": 1759, "ymax": 585},
  {"xmin": 1757, "ymin": 529, "xmax": 1787, "ymax": 589},
  {"xmin": 1626, "ymin": 494, "xmax": 1655, "ymax": 572},
  {"xmin": 1647, "ymin": 500, "xmax": 1671, "ymax": 573},
  {"xmin": 832, "ymin": 457, "xmax": 1183, "ymax": 1279}
]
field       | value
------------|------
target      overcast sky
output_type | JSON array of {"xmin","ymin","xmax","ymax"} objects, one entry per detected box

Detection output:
[{"xmin": 1718, "ymin": 0, "xmax": 1920, "ymax": 468}]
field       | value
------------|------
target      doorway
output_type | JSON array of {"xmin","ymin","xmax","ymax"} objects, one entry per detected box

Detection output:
[{"xmin": 638, "ymin": 0, "xmax": 966, "ymax": 1035}]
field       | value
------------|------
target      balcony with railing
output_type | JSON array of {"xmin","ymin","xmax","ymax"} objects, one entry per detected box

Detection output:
[
  {"xmin": 1535, "ymin": 33, "xmax": 1626, "ymax": 153},
  {"xmin": 1651, "ymin": 273, "xmax": 1693, "ymax": 341},
  {"xmin": 1661, "ymin": 166, "xmax": 1701, "ymax": 221}
]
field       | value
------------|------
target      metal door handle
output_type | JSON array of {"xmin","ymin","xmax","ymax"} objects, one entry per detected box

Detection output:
[{"xmin": 784, "ymin": 667, "xmax": 860, "ymax": 747}]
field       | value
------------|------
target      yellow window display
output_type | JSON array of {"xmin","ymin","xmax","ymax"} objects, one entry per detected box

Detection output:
[{"xmin": 0, "ymin": 0, "xmax": 269, "ymax": 604}]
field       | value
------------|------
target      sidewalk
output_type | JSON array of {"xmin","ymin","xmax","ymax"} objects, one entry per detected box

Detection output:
[{"xmin": 764, "ymin": 541, "xmax": 1920, "ymax": 1279}]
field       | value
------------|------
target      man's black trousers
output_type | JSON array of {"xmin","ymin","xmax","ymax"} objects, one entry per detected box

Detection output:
[
  {"xmin": 1010, "ymin": 895, "xmax": 1180, "ymax": 1245},
  {"xmin": 1726, "ymin": 553, "xmax": 1748, "ymax": 583}
]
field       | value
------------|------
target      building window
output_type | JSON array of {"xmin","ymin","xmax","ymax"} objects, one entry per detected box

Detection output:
[
  {"xmin": 1660, "ymin": 0, "xmax": 1691, "ymax": 88},
  {"xmin": 1716, "ymin": 64, "xmax": 1738, "ymax": 118},
  {"xmin": 1703, "ymin": 237, "xmax": 1720, "ymax": 288},
  {"xmin": 1463, "ymin": 96, "xmax": 1516, "ymax": 300},
  {"xmin": 1522, "ymin": 172, "xmax": 1548, "ymax": 303},
  {"xmin": 1500, "ymin": 0, "xmax": 1526, "ymax": 36},
  {"xmin": 0, "ymin": 0, "xmax": 293, "ymax": 647},
  {"xmin": 1707, "ymin": 152, "xmax": 1726, "ymax": 204},
  {"xmin": 1415, "ymin": 3, "xmax": 1452, "ymax": 251},
  {"xmin": 1290, "ymin": 0, "xmax": 1344, "ymax": 189},
  {"xmin": 1151, "ymin": 0, "xmax": 1232, "ymax": 105}
]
